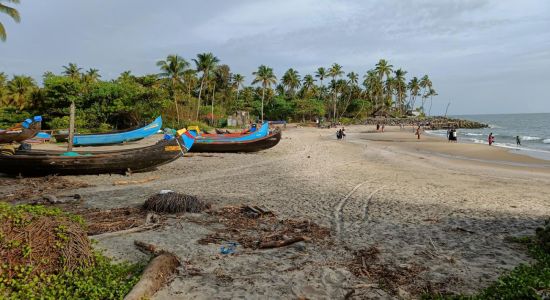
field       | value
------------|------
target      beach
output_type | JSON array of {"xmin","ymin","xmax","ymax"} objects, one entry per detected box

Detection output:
[{"xmin": 4, "ymin": 125, "xmax": 550, "ymax": 299}]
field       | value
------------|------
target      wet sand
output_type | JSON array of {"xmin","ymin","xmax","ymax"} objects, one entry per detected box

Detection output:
[{"xmin": 8, "ymin": 125, "xmax": 550, "ymax": 299}]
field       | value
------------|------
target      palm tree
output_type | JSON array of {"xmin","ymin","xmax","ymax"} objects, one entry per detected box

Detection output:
[
  {"xmin": 347, "ymin": 72, "xmax": 358, "ymax": 86},
  {"xmin": 232, "ymin": 73, "xmax": 245, "ymax": 102},
  {"xmin": 427, "ymin": 88, "xmax": 438, "ymax": 116},
  {"xmin": 301, "ymin": 74, "xmax": 316, "ymax": 98},
  {"xmin": 363, "ymin": 70, "xmax": 382, "ymax": 105},
  {"xmin": 157, "ymin": 54, "xmax": 189, "ymax": 124},
  {"xmin": 6, "ymin": 75, "xmax": 36, "ymax": 110},
  {"xmin": 281, "ymin": 68, "xmax": 301, "ymax": 98},
  {"xmin": 393, "ymin": 68, "xmax": 407, "ymax": 115},
  {"xmin": 62, "ymin": 63, "xmax": 82, "ymax": 80},
  {"xmin": 375, "ymin": 59, "xmax": 393, "ymax": 80},
  {"xmin": 328, "ymin": 63, "xmax": 344, "ymax": 121},
  {"xmin": 193, "ymin": 52, "xmax": 219, "ymax": 120},
  {"xmin": 84, "ymin": 68, "xmax": 101, "ymax": 83},
  {"xmin": 407, "ymin": 77, "xmax": 420, "ymax": 112},
  {"xmin": 0, "ymin": 0, "xmax": 20, "ymax": 42},
  {"xmin": 315, "ymin": 67, "xmax": 326, "ymax": 99},
  {"xmin": 252, "ymin": 65, "xmax": 277, "ymax": 122},
  {"xmin": 419, "ymin": 75, "xmax": 432, "ymax": 113}
]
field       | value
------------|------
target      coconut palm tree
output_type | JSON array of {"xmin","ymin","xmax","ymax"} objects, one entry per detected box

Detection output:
[
  {"xmin": 252, "ymin": 65, "xmax": 277, "ymax": 122},
  {"xmin": 193, "ymin": 52, "xmax": 219, "ymax": 120},
  {"xmin": 427, "ymin": 88, "xmax": 438, "ymax": 116},
  {"xmin": 232, "ymin": 73, "xmax": 245, "ymax": 102},
  {"xmin": 393, "ymin": 68, "xmax": 407, "ymax": 115},
  {"xmin": 0, "ymin": 0, "xmax": 20, "ymax": 42},
  {"xmin": 419, "ymin": 75, "xmax": 432, "ymax": 113},
  {"xmin": 301, "ymin": 74, "xmax": 316, "ymax": 98},
  {"xmin": 407, "ymin": 77, "xmax": 420, "ymax": 112},
  {"xmin": 62, "ymin": 63, "xmax": 82, "ymax": 80},
  {"xmin": 363, "ymin": 70, "xmax": 383, "ymax": 114},
  {"xmin": 315, "ymin": 67, "xmax": 326, "ymax": 99},
  {"xmin": 328, "ymin": 63, "xmax": 344, "ymax": 121},
  {"xmin": 281, "ymin": 68, "xmax": 301, "ymax": 98},
  {"xmin": 6, "ymin": 75, "xmax": 36, "ymax": 110},
  {"xmin": 84, "ymin": 68, "xmax": 101, "ymax": 83},
  {"xmin": 375, "ymin": 59, "xmax": 393, "ymax": 80},
  {"xmin": 157, "ymin": 54, "xmax": 189, "ymax": 124}
]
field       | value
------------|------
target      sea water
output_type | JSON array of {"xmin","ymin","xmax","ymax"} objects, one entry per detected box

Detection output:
[{"xmin": 426, "ymin": 113, "xmax": 550, "ymax": 161}]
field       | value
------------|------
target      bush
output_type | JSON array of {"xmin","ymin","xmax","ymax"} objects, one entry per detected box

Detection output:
[{"xmin": 0, "ymin": 107, "xmax": 31, "ymax": 128}]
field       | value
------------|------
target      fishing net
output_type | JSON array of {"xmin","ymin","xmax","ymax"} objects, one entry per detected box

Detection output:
[{"xmin": 143, "ymin": 191, "xmax": 211, "ymax": 214}]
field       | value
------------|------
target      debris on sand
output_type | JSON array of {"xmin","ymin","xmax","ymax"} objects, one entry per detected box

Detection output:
[
  {"xmin": 347, "ymin": 245, "xmax": 429, "ymax": 296},
  {"xmin": 143, "ymin": 191, "xmax": 211, "ymax": 214},
  {"xmin": 77, "ymin": 207, "xmax": 152, "ymax": 236},
  {"xmin": 198, "ymin": 205, "xmax": 330, "ymax": 249},
  {"xmin": 1, "ymin": 176, "xmax": 91, "ymax": 203},
  {"xmin": 0, "ymin": 203, "xmax": 93, "ymax": 281}
]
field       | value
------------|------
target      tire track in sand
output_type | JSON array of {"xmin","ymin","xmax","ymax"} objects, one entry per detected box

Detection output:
[{"xmin": 333, "ymin": 180, "xmax": 370, "ymax": 239}]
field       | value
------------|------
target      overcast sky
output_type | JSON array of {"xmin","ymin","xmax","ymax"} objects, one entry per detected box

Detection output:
[{"xmin": 1, "ymin": 0, "xmax": 549, "ymax": 115}]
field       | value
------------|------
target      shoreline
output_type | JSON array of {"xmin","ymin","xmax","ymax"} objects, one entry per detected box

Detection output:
[{"xmin": 425, "ymin": 129, "xmax": 550, "ymax": 162}]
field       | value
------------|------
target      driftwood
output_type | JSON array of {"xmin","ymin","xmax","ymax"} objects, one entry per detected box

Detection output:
[
  {"xmin": 259, "ymin": 236, "xmax": 306, "ymax": 249},
  {"xmin": 42, "ymin": 193, "xmax": 81, "ymax": 204},
  {"xmin": 89, "ymin": 224, "xmax": 161, "ymax": 239},
  {"xmin": 124, "ymin": 240, "xmax": 180, "ymax": 300},
  {"xmin": 113, "ymin": 176, "xmax": 159, "ymax": 186}
]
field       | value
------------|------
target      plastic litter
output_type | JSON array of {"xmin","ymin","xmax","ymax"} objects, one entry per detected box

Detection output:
[{"xmin": 220, "ymin": 242, "xmax": 238, "ymax": 255}]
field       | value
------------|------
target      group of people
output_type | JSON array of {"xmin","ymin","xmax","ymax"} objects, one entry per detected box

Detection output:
[
  {"xmin": 336, "ymin": 127, "xmax": 346, "ymax": 140},
  {"xmin": 447, "ymin": 128, "xmax": 458, "ymax": 142},
  {"xmin": 376, "ymin": 123, "xmax": 385, "ymax": 132}
]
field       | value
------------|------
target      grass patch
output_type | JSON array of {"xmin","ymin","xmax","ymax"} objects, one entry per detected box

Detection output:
[{"xmin": 424, "ymin": 221, "xmax": 550, "ymax": 299}]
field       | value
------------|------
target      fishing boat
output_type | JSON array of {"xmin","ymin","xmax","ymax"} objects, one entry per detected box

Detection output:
[
  {"xmin": 188, "ymin": 123, "xmax": 282, "ymax": 153},
  {"xmin": 0, "ymin": 116, "xmax": 42, "ymax": 144},
  {"xmin": 0, "ymin": 130, "xmax": 195, "ymax": 176},
  {"xmin": 53, "ymin": 116, "xmax": 162, "ymax": 146}
]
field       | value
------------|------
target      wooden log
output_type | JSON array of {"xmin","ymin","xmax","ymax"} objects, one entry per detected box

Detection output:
[
  {"xmin": 89, "ymin": 224, "xmax": 161, "ymax": 239},
  {"xmin": 124, "ymin": 241, "xmax": 180, "ymax": 300},
  {"xmin": 259, "ymin": 236, "xmax": 306, "ymax": 249}
]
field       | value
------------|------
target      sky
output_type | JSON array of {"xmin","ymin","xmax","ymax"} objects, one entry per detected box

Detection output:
[{"xmin": 1, "ymin": 0, "xmax": 549, "ymax": 115}]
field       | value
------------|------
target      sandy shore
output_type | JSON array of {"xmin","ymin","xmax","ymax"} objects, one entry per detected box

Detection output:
[{"xmin": 4, "ymin": 125, "xmax": 550, "ymax": 299}]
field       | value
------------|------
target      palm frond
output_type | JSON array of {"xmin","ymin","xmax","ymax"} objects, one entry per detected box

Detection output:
[
  {"xmin": 0, "ymin": 4, "xmax": 20, "ymax": 22},
  {"xmin": 0, "ymin": 22, "xmax": 6, "ymax": 41}
]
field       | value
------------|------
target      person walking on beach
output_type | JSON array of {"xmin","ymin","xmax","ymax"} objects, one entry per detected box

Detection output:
[
  {"xmin": 516, "ymin": 135, "xmax": 521, "ymax": 146},
  {"xmin": 381, "ymin": 124, "xmax": 385, "ymax": 132},
  {"xmin": 488, "ymin": 133, "xmax": 494, "ymax": 146},
  {"xmin": 376, "ymin": 123, "xmax": 380, "ymax": 131},
  {"xmin": 451, "ymin": 128, "xmax": 458, "ymax": 143},
  {"xmin": 416, "ymin": 126, "xmax": 421, "ymax": 139},
  {"xmin": 341, "ymin": 127, "xmax": 346, "ymax": 139}
]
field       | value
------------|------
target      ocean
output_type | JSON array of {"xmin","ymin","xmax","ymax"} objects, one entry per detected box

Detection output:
[{"xmin": 426, "ymin": 113, "xmax": 550, "ymax": 160}]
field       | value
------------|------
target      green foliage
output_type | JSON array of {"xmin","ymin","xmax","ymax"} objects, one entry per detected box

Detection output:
[
  {"xmin": 423, "ymin": 225, "xmax": 550, "ymax": 300},
  {"xmin": 0, "ymin": 107, "xmax": 31, "ymax": 128},
  {"xmin": 49, "ymin": 115, "xmax": 88, "ymax": 130},
  {"xmin": 536, "ymin": 219, "xmax": 550, "ymax": 253},
  {"xmin": 0, "ymin": 203, "xmax": 142, "ymax": 299},
  {"xmin": 1, "ymin": 251, "xmax": 143, "ymax": 300}
]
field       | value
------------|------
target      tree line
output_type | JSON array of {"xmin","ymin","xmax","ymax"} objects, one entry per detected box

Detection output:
[{"xmin": 0, "ymin": 54, "xmax": 437, "ymax": 130}]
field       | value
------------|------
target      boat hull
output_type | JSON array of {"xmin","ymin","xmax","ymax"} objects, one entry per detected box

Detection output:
[
  {"xmin": 0, "ymin": 135, "xmax": 193, "ymax": 176},
  {"xmin": 190, "ymin": 130, "xmax": 281, "ymax": 153},
  {"xmin": 53, "ymin": 116, "xmax": 162, "ymax": 146},
  {"xmin": 0, "ymin": 122, "xmax": 41, "ymax": 144}
]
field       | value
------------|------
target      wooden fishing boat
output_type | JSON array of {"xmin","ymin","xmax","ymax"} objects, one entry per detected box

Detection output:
[
  {"xmin": 53, "ymin": 116, "xmax": 162, "ymax": 146},
  {"xmin": 189, "ymin": 128, "xmax": 281, "ymax": 153},
  {"xmin": 0, "ymin": 118, "xmax": 42, "ymax": 144},
  {"xmin": 0, "ymin": 131, "xmax": 195, "ymax": 176}
]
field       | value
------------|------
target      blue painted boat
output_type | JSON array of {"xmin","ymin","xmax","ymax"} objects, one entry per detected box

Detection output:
[
  {"xmin": 187, "ymin": 123, "xmax": 281, "ymax": 152},
  {"xmin": 59, "ymin": 116, "xmax": 162, "ymax": 146}
]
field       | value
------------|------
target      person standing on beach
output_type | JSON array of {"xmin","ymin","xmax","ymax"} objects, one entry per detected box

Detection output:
[
  {"xmin": 516, "ymin": 136, "xmax": 521, "ymax": 146},
  {"xmin": 416, "ymin": 126, "xmax": 421, "ymax": 139},
  {"xmin": 381, "ymin": 124, "xmax": 385, "ymax": 132},
  {"xmin": 488, "ymin": 133, "xmax": 494, "ymax": 146},
  {"xmin": 376, "ymin": 123, "xmax": 380, "ymax": 131},
  {"xmin": 341, "ymin": 127, "xmax": 346, "ymax": 139}
]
